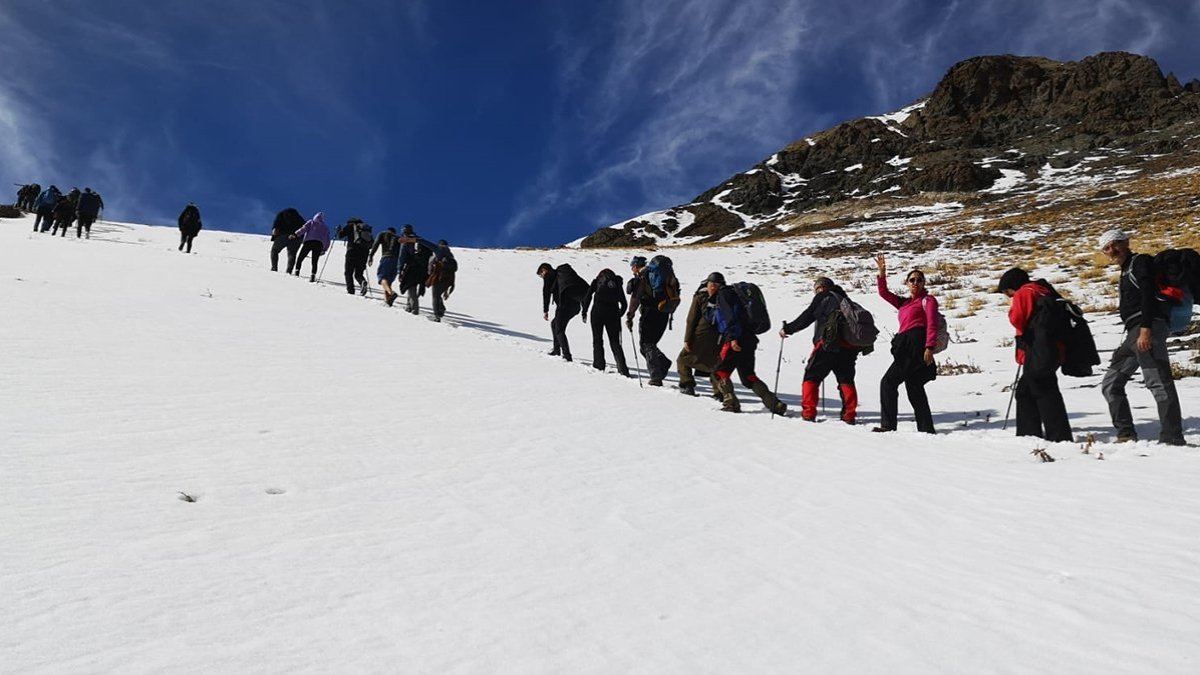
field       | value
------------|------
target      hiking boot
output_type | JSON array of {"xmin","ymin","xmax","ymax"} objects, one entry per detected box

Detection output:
[
  {"xmin": 771, "ymin": 401, "xmax": 788, "ymax": 416},
  {"xmin": 1115, "ymin": 434, "xmax": 1137, "ymax": 443},
  {"xmin": 618, "ymin": 369, "xmax": 632, "ymax": 378},
  {"xmin": 871, "ymin": 426, "xmax": 894, "ymax": 433},
  {"xmin": 563, "ymin": 354, "xmax": 573, "ymax": 362},
  {"xmin": 750, "ymin": 380, "xmax": 784, "ymax": 414},
  {"xmin": 715, "ymin": 379, "xmax": 740, "ymax": 412},
  {"xmin": 309, "ymin": 274, "xmax": 316, "ymax": 282},
  {"xmin": 360, "ymin": 284, "xmax": 369, "ymax": 296},
  {"xmin": 801, "ymin": 413, "xmax": 817, "ymax": 422},
  {"xmin": 385, "ymin": 294, "xmax": 396, "ymax": 307},
  {"xmin": 677, "ymin": 383, "xmax": 696, "ymax": 396},
  {"xmin": 648, "ymin": 378, "xmax": 663, "ymax": 387},
  {"xmin": 548, "ymin": 349, "xmax": 561, "ymax": 357}
]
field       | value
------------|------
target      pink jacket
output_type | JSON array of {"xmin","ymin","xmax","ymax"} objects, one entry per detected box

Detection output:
[{"xmin": 877, "ymin": 276, "xmax": 939, "ymax": 349}]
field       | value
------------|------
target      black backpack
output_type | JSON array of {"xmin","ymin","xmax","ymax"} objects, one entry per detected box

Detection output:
[
  {"xmin": 1129, "ymin": 250, "xmax": 1199, "ymax": 335},
  {"xmin": 1028, "ymin": 282, "xmax": 1100, "ymax": 377},
  {"xmin": 593, "ymin": 269, "xmax": 624, "ymax": 305},
  {"xmin": 731, "ymin": 282, "xmax": 771, "ymax": 335},
  {"xmin": 555, "ymin": 264, "xmax": 588, "ymax": 302}
]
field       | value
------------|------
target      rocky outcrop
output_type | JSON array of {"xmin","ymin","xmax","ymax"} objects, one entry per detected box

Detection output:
[
  {"xmin": 577, "ymin": 51, "xmax": 1200, "ymax": 248},
  {"xmin": 0, "ymin": 204, "xmax": 22, "ymax": 219}
]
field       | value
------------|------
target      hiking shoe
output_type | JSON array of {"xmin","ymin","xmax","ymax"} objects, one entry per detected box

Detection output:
[
  {"xmin": 618, "ymin": 369, "xmax": 632, "ymax": 378},
  {"xmin": 677, "ymin": 384, "xmax": 696, "ymax": 396},
  {"xmin": 360, "ymin": 284, "xmax": 369, "ymax": 296},
  {"xmin": 548, "ymin": 349, "xmax": 561, "ymax": 357},
  {"xmin": 1115, "ymin": 434, "xmax": 1137, "ymax": 443},
  {"xmin": 1161, "ymin": 437, "xmax": 1186, "ymax": 446},
  {"xmin": 647, "ymin": 378, "xmax": 663, "ymax": 387},
  {"xmin": 721, "ymin": 400, "xmax": 741, "ymax": 413},
  {"xmin": 871, "ymin": 426, "xmax": 894, "ymax": 433},
  {"xmin": 801, "ymin": 414, "xmax": 817, "ymax": 422},
  {"xmin": 771, "ymin": 402, "xmax": 788, "ymax": 416},
  {"xmin": 563, "ymin": 354, "xmax": 573, "ymax": 362}
]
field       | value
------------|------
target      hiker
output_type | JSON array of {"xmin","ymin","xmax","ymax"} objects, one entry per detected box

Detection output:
[
  {"xmin": 704, "ymin": 272, "xmax": 787, "ymax": 414},
  {"xmin": 50, "ymin": 195, "xmax": 74, "ymax": 237},
  {"xmin": 677, "ymin": 281, "xmax": 721, "ymax": 396},
  {"xmin": 1098, "ymin": 229, "xmax": 1185, "ymax": 445},
  {"xmin": 998, "ymin": 268, "xmax": 1073, "ymax": 443},
  {"xmin": 75, "ymin": 187, "xmax": 103, "ymax": 239},
  {"xmin": 873, "ymin": 254, "xmax": 937, "ymax": 434},
  {"xmin": 396, "ymin": 224, "xmax": 433, "ymax": 315},
  {"xmin": 401, "ymin": 236, "xmax": 457, "ymax": 321},
  {"xmin": 33, "ymin": 185, "xmax": 60, "ymax": 232},
  {"xmin": 538, "ymin": 262, "xmax": 588, "ymax": 362},
  {"xmin": 780, "ymin": 276, "xmax": 860, "ymax": 424},
  {"xmin": 625, "ymin": 255, "xmax": 678, "ymax": 386},
  {"xmin": 334, "ymin": 217, "xmax": 373, "ymax": 295},
  {"xmin": 270, "ymin": 208, "xmax": 306, "ymax": 273},
  {"xmin": 581, "ymin": 268, "xmax": 631, "ymax": 376},
  {"xmin": 424, "ymin": 240, "xmax": 456, "ymax": 322},
  {"xmin": 368, "ymin": 226, "xmax": 401, "ymax": 305},
  {"xmin": 17, "ymin": 183, "xmax": 38, "ymax": 211},
  {"xmin": 290, "ymin": 211, "xmax": 331, "ymax": 282},
  {"xmin": 178, "ymin": 202, "xmax": 202, "ymax": 252}
]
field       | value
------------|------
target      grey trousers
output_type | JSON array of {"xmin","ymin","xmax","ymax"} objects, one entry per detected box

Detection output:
[{"xmin": 1101, "ymin": 319, "xmax": 1184, "ymax": 444}]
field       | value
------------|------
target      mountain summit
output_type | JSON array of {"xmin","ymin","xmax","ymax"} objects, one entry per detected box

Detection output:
[{"xmin": 578, "ymin": 52, "xmax": 1200, "ymax": 248}]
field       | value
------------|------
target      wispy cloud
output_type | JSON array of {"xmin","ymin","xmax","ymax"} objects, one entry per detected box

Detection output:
[{"xmin": 505, "ymin": 0, "xmax": 1200, "ymax": 246}]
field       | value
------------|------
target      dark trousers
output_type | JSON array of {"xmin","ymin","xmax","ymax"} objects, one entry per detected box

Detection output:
[
  {"xmin": 344, "ymin": 249, "xmax": 368, "ymax": 293},
  {"xmin": 804, "ymin": 346, "xmax": 857, "ymax": 385},
  {"xmin": 715, "ymin": 338, "xmax": 760, "ymax": 387},
  {"xmin": 76, "ymin": 215, "xmax": 95, "ymax": 238},
  {"xmin": 296, "ymin": 241, "xmax": 323, "ymax": 276},
  {"xmin": 638, "ymin": 309, "xmax": 671, "ymax": 380},
  {"xmin": 1015, "ymin": 371, "xmax": 1072, "ymax": 442},
  {"xmin": 879, "ymin": 328, "xmax": 936, "ymax": 433},
  {"xmin": 34, "ymin": 208, "xmax": 53, "ymax": 231},
  {"xmin": 431, "ymin": 282, "xmax": 451, "ymax": 318},
  {"xmin": 51, "ymin": 217, "xmax": 73, "ymax": 236},
  {"xmin": 271, "ymin": 238, "xmax": 302, "ymax": 273},
  {"xmin": 1101, "ymin": 320, "xmax": 1184, "ymax": 444},
  {"xmin": 179, "ymin": 232, "xmax": 197, "ymax": 252},
  {"xmin": 550, "ymin": 299, "xmax": 582, "ymax": 358},
  {"xmin": 590, "ymin": 309, "xmax": 628, "ymax": 373}
]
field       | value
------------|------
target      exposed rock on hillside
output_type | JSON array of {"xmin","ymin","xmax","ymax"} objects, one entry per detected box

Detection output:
[{"xmin": 578, "ymin": 51, "xmax": 1200, "ymax": 249}]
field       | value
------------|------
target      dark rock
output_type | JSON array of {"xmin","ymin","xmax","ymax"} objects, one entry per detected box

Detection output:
[
  {"xmin": 1092, "ymin": 189, "xmax": 1119, "ymax": 200},
  {"xmin": 578, "ymin": 225, "xmax": 657, "ymax": 249},
  {"xmin": 0, "ymin": 204, "xmax": 21, "ymax": 218},
  {"xmin": 905, "ymin": 160, "xmax": 1001, "ymax": 192},
  {"xmin": 674, "ymin": 203, "xmax": 745, "ymax": 241}
]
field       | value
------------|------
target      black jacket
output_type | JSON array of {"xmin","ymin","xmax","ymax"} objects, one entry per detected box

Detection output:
[
  {"xmin": 178, "ymin": 205, "xmax": 202, "ymax": 235},
  {"xmin": 1120, "ymin": 253, "xmax": 1162, "ymax": 329},
  {"xmin": 542, "ymin": 265, "xmax": 587, "ymax": 313},
  {"xmin": 76, "ymin": 190, "xmax": 103, "ymax": 218},
  {"xmin": 582, "ymin": 271, "xmax": 627, "ymax": 316},
  {"xmin": 271, "ymin": 208, "xmax": 306, "ymax": 241},
  {"xmin": 783, "ymin": 286, "xmax": 845, "ymax": 343}
]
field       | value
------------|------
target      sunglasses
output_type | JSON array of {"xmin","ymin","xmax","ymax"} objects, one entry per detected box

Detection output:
[{"xmin": 906, "ymin": 277, "xmax": 925, "ymax": 284}]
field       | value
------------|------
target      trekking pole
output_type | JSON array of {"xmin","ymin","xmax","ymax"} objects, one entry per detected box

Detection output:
[
  {"xmin": 627, "ymin": 322, "xmax": 643, "ymax": 388},
  {"xmin": 316, "ymin": 239, "xmax": 338, "ymax": 282},
  {"xmin": 1002, "ymin": 364, "xmax": 1022, "ymax": 430},
  {"xmin": 771, "ymin": 323, "xmax": 785, "ymax": 420}
]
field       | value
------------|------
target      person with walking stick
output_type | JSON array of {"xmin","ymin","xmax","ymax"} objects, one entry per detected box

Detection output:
[
  {"xmin": 998, "ymin": 267, "xmax": 1073, "ymax": 442},
  {"xmin": 780, "ymin": 276, "xmax": 861, "ymax": 424}
]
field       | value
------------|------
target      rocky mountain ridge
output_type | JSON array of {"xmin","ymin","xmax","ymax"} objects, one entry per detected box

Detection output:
[{"xmin": 577, "ymin": 51, "xmax": 1200, "ymax": 249}]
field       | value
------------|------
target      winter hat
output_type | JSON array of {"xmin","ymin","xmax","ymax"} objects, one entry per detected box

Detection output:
[
  {"xmin": 1098, "ymin": 228, "xmax": 1129, "ymax": 249},
  {"xmin": 536, "ymin": 262, "xmax": 552, "ymax": 275},
  {"xmin": 347, "ymin": 216, "xmax": 363, "ymax": 224},
  {"xmin": 705, "ymin": 271, "xmax": 726, "ymax": 285},
  {"xmin": 814, "ymin": 276, "xmax": 834, "ymax": 289},
  {"xmin": 402, "ymin": 223, "xmax": 414, "ymax": 234},
  {"xmin": 630, "ymin": 256, "xmax": 648, "ymax": 268},
  {"xmin": 437, "ymin": 239, "xmax": 448, "ymax": 247},
  {"xmin": 997, "ymin": 267, "xmax": 1030, "ymax": 293},
  {"xmin": 386, "ymin": 226, "xmax": 396, "ymax": 234}
]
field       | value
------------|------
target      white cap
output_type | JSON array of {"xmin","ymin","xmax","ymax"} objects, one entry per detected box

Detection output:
[{"xmin": 1098, "ymin": 228, "xmax": 1129, "ymax": 250}]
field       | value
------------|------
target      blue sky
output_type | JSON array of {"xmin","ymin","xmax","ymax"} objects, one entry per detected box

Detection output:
[{"xmin": 2, "ymin": 1, "xmax": 1197, "ymax": 247}]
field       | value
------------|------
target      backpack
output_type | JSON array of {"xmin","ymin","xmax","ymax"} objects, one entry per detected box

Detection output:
[
  {"xmin": 1140, "ymin": 250, "xmax": 1199, "ymax": 335},
  {"xmin": 646, "ymin": 255, "xmax": 682, "ymax": 314},
  {"xmin": 426, "ymin": 256, "xmax": 456, "ymax": 288},
  {"xmin": 353, "ymin": 222, "xmax": 373, "ymax": 247},
  {"xmin": 593, "ymin": 269, "xmax": 624, "ymax": 305},
  {"xmin": 820, "ymin": 293, "xmax": 878, "ymax": 354},
  {"xmin": 731, "ymin": 281, "xmax": 771, "ymax": 335},
  {"xmin": 555, "ymin": 264, "xmax": 588, "ymax": 302},
  {"xmin": 1028, "ymin": 283, "xmax": 1101, "ymax": 377},
  {"xmin": 920, "ymin": 297, "xmax": 950, "ymax": 354}
]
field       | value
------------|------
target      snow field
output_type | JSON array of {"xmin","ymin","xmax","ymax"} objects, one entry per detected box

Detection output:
[{"xmin": 2, "ymin": 216, "xmax": 1199, "ymax": 673}]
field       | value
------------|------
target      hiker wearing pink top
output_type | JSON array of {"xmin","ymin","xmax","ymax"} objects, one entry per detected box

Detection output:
[{"xmin": 873, "ymin": 254, "xmax": 938, "ymax": 434}]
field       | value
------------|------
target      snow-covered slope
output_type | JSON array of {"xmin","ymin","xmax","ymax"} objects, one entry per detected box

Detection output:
[{"xmin": 3, "ymin": 216, "xmax": 1199, "ymax": 672}]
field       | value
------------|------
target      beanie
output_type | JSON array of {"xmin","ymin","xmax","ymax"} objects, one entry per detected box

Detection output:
[
  {"xmin": 705, "ymin": 271, "xmax": 726, "ymax": 285},
  {"xmin": 1098, "ymin": 228, "xmax": 1129, "ymax": 249}
]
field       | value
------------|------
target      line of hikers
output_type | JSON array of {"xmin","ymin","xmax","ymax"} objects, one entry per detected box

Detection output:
[
  {"xmin": 18, "ymin": 184, "xmax": 105, "ymax": 239},
  {"xmin": 268, "ymin": 209, "xmax": 458, "ymax": 322},
  {"xmin": 536, "ymin": 230, "xmax": 1196, "ymax": 445}
]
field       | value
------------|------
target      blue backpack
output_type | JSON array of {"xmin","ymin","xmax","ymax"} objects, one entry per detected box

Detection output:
[{"xmin": 646, "ymin": 255, "xmax": 681, "ymax": 314}]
